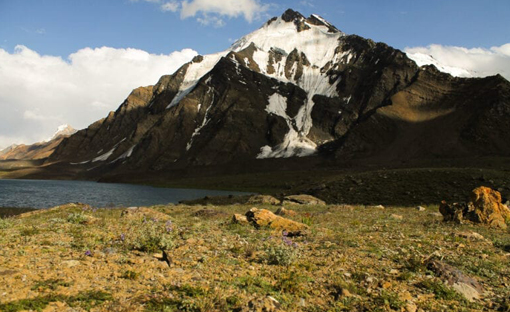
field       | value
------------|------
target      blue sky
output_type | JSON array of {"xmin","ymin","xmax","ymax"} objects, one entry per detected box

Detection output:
[
  {"xmin": 1, "ymin": 0, "xmax": 509, "ymax": 57},
  {"xmin": 0, "ymin": 0, "xmax": 509, "ymax": 147}
]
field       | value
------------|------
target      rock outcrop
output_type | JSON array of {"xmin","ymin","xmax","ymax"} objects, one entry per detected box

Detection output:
[
  {"xmin": 439, "ymin": 186, "xmax": 510, "ymax": 229},
  {"xmin": 283, "ymin": 195, "xmax": 326, "ymax": 206},
  {"xmin": 247, "ymin": 195, "xmax": 281, "ymax": 205}
]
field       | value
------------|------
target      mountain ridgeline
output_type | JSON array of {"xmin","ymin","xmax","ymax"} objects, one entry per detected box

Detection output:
[{"xmin": 47, "ymin": 9, "xmax": 510, "ymax": 179}]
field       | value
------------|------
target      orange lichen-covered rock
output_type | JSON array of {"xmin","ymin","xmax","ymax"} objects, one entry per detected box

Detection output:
[
  {"xmin": 245, "ymin": 208, "xmax": 308, "ymax": 236},
  {"xmin": 232, "ymin": 213, "xmax": 249, "ymax": 225},
  {"xmin": 274, "ymin": 207, "xmax": 297, "ymax": 217},
  {"xmin": 469, "ymin": 186, "xmax": 510, "ymax": 229},
  {"xmin": 439, "ymin": 187, "xmax": 510, "ymax": 229}
]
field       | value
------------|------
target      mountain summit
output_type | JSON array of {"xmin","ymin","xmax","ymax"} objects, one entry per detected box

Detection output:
[{"xmin": 46, "ymin": 10, "xmax": 510, "ymax": 180}]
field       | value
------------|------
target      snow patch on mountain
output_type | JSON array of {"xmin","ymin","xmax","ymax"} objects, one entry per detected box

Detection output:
[
  {"xmin": 92, "ymin": 147, "xmax": 116, "ymax": 162},
  {"xmin": 167, "ymin": 52, "xmax": 225, "ymax": 109},
  {"xmin": 265, "ymin": 93, "xmax": 288, "ymax": 119},
  {"xmin": 258, "ymin": 93, "xmax": 317, "ymax": 159}
]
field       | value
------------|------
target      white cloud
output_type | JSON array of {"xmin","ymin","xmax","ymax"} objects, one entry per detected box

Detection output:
[
  {"xmin": 197, "ymin": 14, "xmax": 226, "ymax": 27},
  {"xmin": 0, "ymin": 45, "xmax": 197, "ymax": 147},
  {"xmin": 134, "ymin": 0, "xmax": 269, "ymax": 26},
  {"xmin": 405, "ymin": 43, "xmax": 510, "ymax": 81},
  {"xmin": 181, "ymin": 0, "xmax": 268, "ymax": 23},
  {"xmin": 161, "ymin": 1, "xmax": 179, "ymax": 12},
  {"xmin": 299, "ymin": 1, "xmax": 315, "ymax": 8}
]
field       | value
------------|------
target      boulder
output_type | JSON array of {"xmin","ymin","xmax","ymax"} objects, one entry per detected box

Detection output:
[
  {"xmin": 274, "ymin": 207, "xmax": 297, "ymax": 217},
  {"xmin": 247, "ymin": 195, "xmax": 281, "ymax": 205},
  {"xmin": 282, "ymin": 194, "xmax": 326, "ymax": 206},
  {"xmin": 439, "ymin": 201, "xmax": 466, "ymax": 223},
  {"xmin": 245, "ymin": 208, "xmax": 308, "ymax": 236},
  {"xmin": 469, "ymin": 186, "xmax": 510, "ymax": 229},
  {"xmin": 427, "ymin": 259, "xmax": 484, "ymax": 302},
  {"xmin": 439, "ymin": 187, "xmax": 510, "ymax": 229},
  {"xmin": 120, "ymin": 207, "xmax": 171, "ymax": 222}
]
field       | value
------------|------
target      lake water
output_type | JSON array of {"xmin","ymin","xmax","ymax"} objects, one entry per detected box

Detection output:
[{"xmin": 0, "ymin": 179, "xmax": 250, "ymax": 209}]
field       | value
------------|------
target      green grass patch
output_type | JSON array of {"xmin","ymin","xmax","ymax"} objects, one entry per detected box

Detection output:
[{"xmin": 0, "ymin": 290, "xmax": 112, "ymax": 312}]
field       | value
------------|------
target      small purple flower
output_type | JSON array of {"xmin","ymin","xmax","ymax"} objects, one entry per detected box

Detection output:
[
  {"xmin": 283, "ymin": 236, "xmax": 292, "ymax": 246},
  {"xmin": 120, "ymin": 233, "xmax": 125, "ymax": 241},
  {"xmin": 282, "ymin": 231, "xmax": 288, "ymax": 237},
  {"xmin": 84, "ymin": 250, "xmax": 92, "ymax": 256},
  {"xmin": 151, "ymin": 218, "xmax": 158, "ymax": 223},
  {"xmin": 165, "ymin": 220, "xmax": 173, "ymax": 232}
]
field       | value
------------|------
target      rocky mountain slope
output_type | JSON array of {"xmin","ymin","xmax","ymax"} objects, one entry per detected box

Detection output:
[
  {"xmin": 46, "ymin": 9, "xmax": 510, "ymax": 179},
  {"xmin": 0, "ymin": 125, "xmax": 76, "ymax": 161}
]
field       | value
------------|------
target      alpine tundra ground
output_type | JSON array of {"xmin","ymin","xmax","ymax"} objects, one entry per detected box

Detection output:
[{"xmin": 1, "ymin": 202, "xmax": 509, "ymax": 312}]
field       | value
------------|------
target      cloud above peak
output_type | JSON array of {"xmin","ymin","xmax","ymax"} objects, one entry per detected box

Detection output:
[
  {"xmin": 139, "ymin": 0, "xmax": 269, "ymax": 26},
  {"xmin": 180, "ymin": 0, "xmax": 268, "ymax": 23},
  {"xmin": 0, "ymin": 45, "xmax": 197, "ymax": 148},
  {"xmin": 405, "ymin": 43, "xmax": 510, "ymax": 81}
]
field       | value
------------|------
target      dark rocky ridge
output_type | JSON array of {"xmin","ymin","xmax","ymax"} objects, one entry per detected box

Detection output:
[{"xmin": 40, "ymin": 9, "xmax": 510, "ymax": 183}]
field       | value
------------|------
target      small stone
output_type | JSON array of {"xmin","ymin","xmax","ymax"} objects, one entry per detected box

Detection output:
[
  {"xmin": 172, "ymin": 268, "xmax": 185, "ymax": 274},
  {"xmin": 62, "ymin": 260, "xmax": 80, "ymax": 268},
  {"xmin": 390, "ymin": 214, "xmax": 403, "ymax": 220},
  {"xmin": 390, "ymin": 269, "xmax": 399, "ymax": 275},
  {"xmin": 343, "ymin": 272, "xmax": 352, "ymax": 278},
  {"xmin": 341, "ymin": 289, "xmax": 352, "ymax": 297},
  {"xmin": 405, "ymin": 302, "xmax": 417, "ymax": 312},
  {"xmin": 416, "ymin": 206, "xmax": 426, "ymax": 211},
  {"xmin": 456, "ymin": 231, "xmax": 485, "ymax": 241},
  {"xmin": 382, "ymin": 281, "xmax": 392, "ymax": 289},
  {"xmin": 299, "ymin": 298, "xmax": 306, "ymax": 307},
  {"xmin": 371, "ymin": 205, "xmax": 385, "ymax": 210}
]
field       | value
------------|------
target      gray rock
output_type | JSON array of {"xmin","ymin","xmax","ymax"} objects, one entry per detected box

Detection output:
[{"xmin": 427, "ymin": 259, "xmax": 484, "ymax": 302}]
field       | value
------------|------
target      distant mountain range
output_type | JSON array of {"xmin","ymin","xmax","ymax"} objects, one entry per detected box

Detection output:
[
  {"xmin": 7, "ymin": 9, "xmax": 510, "ymax": 182},
  {"xmin": 0, "ymin": 125, "xmax": 76, "ymax": 161}
]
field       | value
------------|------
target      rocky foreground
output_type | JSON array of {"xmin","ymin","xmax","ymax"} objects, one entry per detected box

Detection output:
[{"xmin": 1, "ymin": 190, "xmax": 509, "ymax": 311}]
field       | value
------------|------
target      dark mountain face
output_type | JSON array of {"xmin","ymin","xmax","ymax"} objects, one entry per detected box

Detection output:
[{"xmin": 47, "ymin": 9, "xmax": 510, "ymax": 178}]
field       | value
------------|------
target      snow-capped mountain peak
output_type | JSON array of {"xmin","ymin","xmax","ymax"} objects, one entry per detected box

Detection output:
[
  {"xmin": 47, "ymin": 124, "xmax": 77, "ymax": 142},
  {"xmin": 165, "ymin": 10, "xmax": 354, "ymax": 158},
  {"xmin": 231, "ymin": 9, "xmax": 344, "ymax": 68}
]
